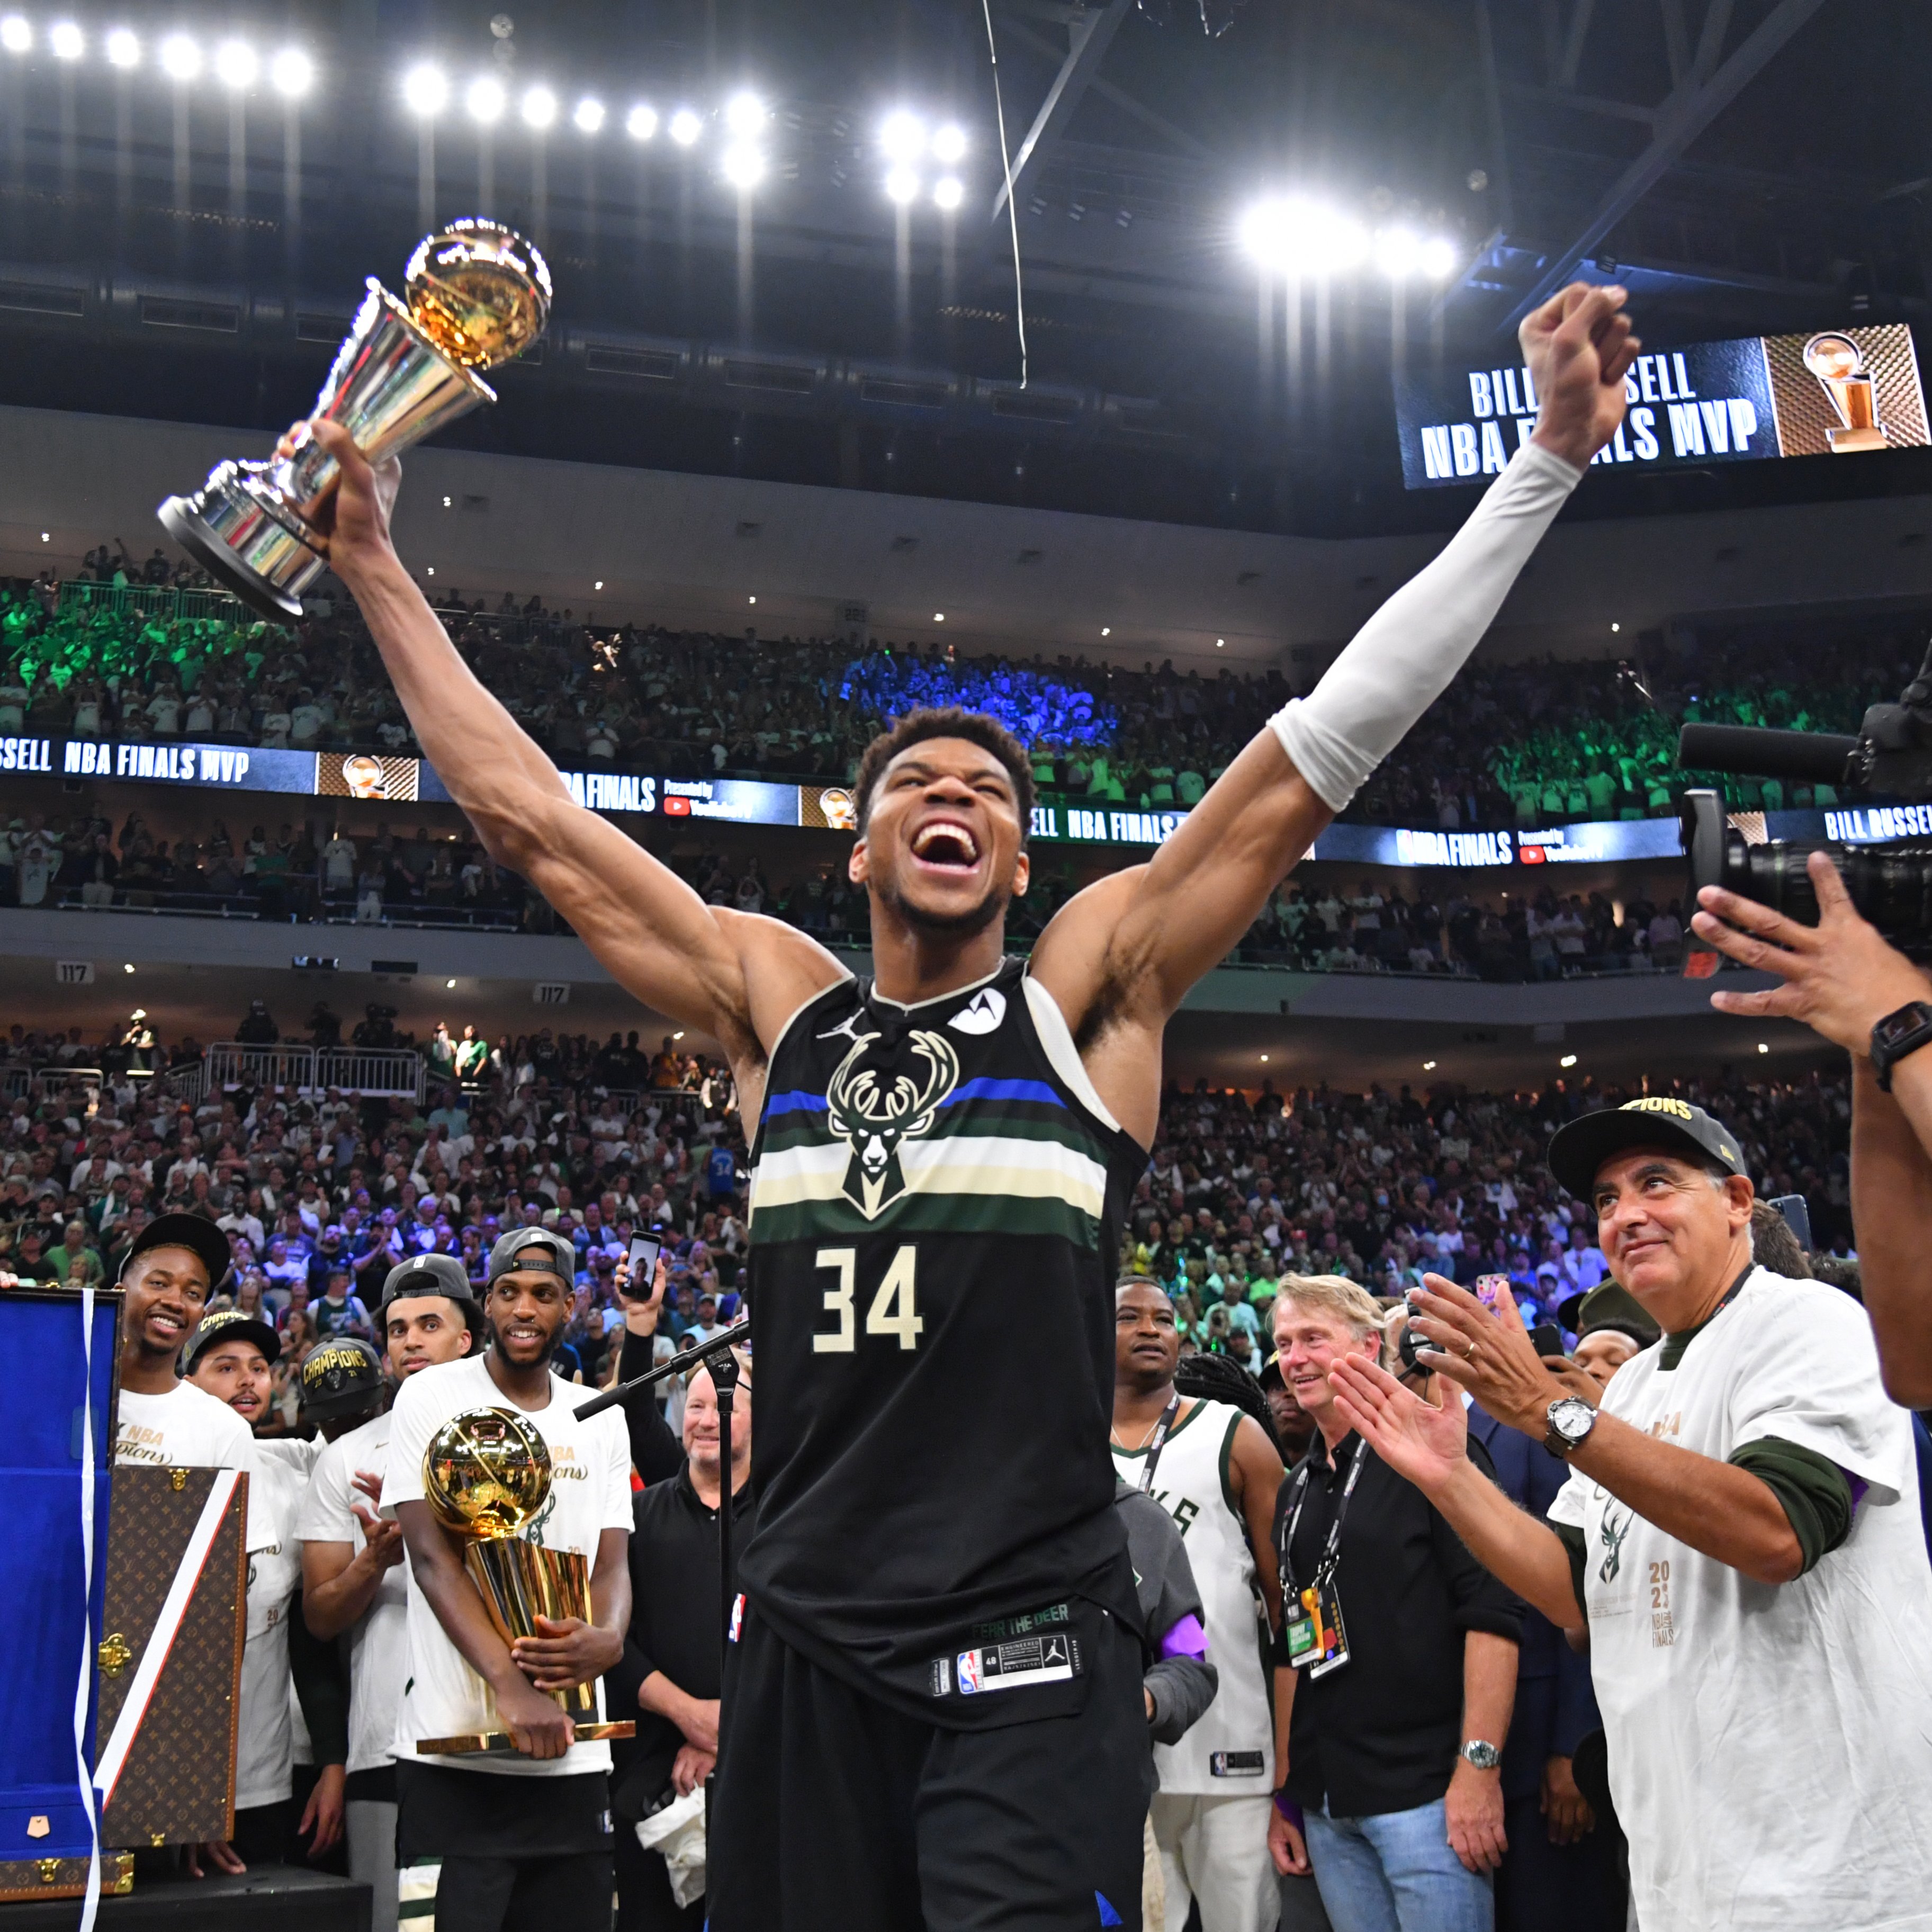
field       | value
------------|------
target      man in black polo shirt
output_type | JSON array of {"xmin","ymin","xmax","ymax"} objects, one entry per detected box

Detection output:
[
  {"xmin": 1266, "ymin": 1275, "xmax": 1522, "ymax": 1932},
  {"xmin": 608, "ymin": 1355, "xmax": 754, "ymax": 1931}
]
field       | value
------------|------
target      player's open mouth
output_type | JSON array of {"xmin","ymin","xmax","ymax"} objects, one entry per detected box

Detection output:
[
  {"xmin": 505, "ymin": 1323, "xmax": 544, "ymax": 1345},
  {"xmin": 149, "ymin": 1308, "xmax": 186, "ymax": 1339},
  {"xmin": 910, "ymin": 820, "xmax": 981, "ymax": 873}
]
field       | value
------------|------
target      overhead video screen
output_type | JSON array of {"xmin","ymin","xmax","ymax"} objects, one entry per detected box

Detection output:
[{"xmin": 1392, "ymin": 321, "xmax": 1929, "ymax": 490}]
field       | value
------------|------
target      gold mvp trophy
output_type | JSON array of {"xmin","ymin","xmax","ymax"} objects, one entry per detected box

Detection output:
[
  {"xmin": 414, "ymin": 1406, "xmax": 634, "ymax": 1756},
  {"xmin": 157, "ymin": 219, "xmax": 551, "ymax": 621},
  {"xmin": 1803, "ymin": 331, "xmax": 1890, "ymax": 453}
]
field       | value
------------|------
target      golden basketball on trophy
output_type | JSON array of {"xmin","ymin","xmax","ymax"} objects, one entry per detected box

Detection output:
[
  {"xmin": 416, "ymin": 1405, "xmax": 633, "ymax": 1756},
  {"xmin": 156, "ymin": 218, "xmax": 551, "ymax": 622}
]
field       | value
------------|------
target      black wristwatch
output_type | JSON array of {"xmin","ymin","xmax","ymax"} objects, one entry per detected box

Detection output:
[{"xmin": 1871, "ymin": 1001, "xmax": 1932, "ymax": 1092}]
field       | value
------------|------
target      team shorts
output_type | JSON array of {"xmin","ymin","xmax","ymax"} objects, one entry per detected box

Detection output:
[{"xmin": 708, "ymin": 1601, "xmax": 1152, "ymax": 1931}]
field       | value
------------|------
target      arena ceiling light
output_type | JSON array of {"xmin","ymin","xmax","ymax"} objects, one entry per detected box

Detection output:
[
  {"xmin": 48, "ymin": 19, "xmax": 82, "ymax": 59},
  {"xmin": 931, "ymin": 122, "xmax": 967, "ymax": 166},
  {"xmin": 879, "ymin": 109, "xmax": 924, "ymax": 163},
  {"xmin": 520, "ymin": 84, "xmax": 556, "ymax": 129},
  {"xmin": 1239, "ymin": 196, "xmax": 1367, "ymax": 277},
  {"xmin": 1372, "ymin": 226, "xmax": 1422, "ymax": 280},
  {"xmin": 0, "ymin": 17, "xmax": 30, "ymax": 55},
  {"xmin": 933, "ymin": 175, "xmax": 963, "ymax": 211},
  {"xmin": 105, "ymin": 27, "xmax": 140, "ymax": 69},
  {"xmin": 466, "ymin": 75, "xmax": 506, "ymax": 124},
  {"xmin": 723, "ymin": 89, "xmax": 764, "ymax": 134},
  {"xmin": 884, "ymin": 166, "xmax": 919, "ymax": 206},
  {"xmin": 720, "ymin": 141, "xmax": 765, "ymax": 189},
  {"xmin": 668, "ymin": 105, "xmax": 702, "ymax": 146},
  {"xmin": 401, "ymin": 61, "xmax": 447, "ymax": 116},
  {"xmin": 1418, "ymin": 236, "xmax": 1458, "ymax": 278},
  {"xmin": 213, "ymin": 40, "xmax": 258, "ymax": 89},
  {"xmin": 625, "ymin": 102, "xmax": 657, "ymax": 140},
  {"xmin": 572, "ymin": 95, "xmax": 605, "ymax": 133},
  {"xmin": 158, "ymin": 32, "xmax": 201, "ymax": 80},
  {"xmin": 268, "ymin": 47, "xmax": 312, "ymax": 96}
]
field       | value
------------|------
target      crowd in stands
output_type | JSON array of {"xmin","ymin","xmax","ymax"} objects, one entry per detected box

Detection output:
[
  {"xmin": 0, "ymin": 1011, "xmax": 1852, "ymax": 1415},
  {"xmin": 3, "ymin": 554, "xmax": 1922, "ymax": 833},
  {"xmin": 0, "ymin": 796, "xmax": 1701, "ymax": 981}
]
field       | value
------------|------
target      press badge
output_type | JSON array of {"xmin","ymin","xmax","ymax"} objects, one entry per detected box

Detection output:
[{"xmin": 1286, "ymin": 1579, "xmax": 1350, "ymax": 1677}]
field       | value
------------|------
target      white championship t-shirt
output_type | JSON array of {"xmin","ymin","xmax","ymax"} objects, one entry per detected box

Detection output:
[
  {"xmin": 1548, "ymin": 1269, "xmax": 1932, "ymax": 1932},
  {"xmin": 237, "ymin": 1437, "xmax": 321, "ymax": 1808},
  {"xmin": 115, "ymin": 1381, "xmax": 273, "ymax": 1551},
  {"xmin": 299, "ymin": 1409, "xmax": 412, "ymax": 1777},
  {"xmin": 379, "ymin": 1354, "xmax": 633, "ymax": 1778}
]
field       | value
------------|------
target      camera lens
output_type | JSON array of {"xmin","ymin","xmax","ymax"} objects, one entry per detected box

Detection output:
[{"xmin": 1684, "ymin": 788, "xmax": 1932, "ymax": 958}]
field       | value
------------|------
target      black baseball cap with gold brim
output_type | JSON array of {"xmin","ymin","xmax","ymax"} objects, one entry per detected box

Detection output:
[
  {"xmin": 183, "ymin": 1307, "xmax": 282, "ymax": 1372},
  {"xmin": 1548, "ymin": 1098, "xmax": 1749, "ymax": 1203}
]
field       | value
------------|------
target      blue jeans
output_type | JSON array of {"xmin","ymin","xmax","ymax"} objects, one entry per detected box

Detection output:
[{"xmin": 1304, "ymin": 1798, "xmax": 1493, "ymax": 1932}]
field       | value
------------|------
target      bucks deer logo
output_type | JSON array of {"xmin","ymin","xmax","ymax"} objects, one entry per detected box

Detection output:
[
  {"xmin": 1598, "ymin": 1503, "xmax": 1633, "ymax": 1584},
  {"xmin": 825, "ymin": 1027, "xmax": 960, "ymax": 1218}
]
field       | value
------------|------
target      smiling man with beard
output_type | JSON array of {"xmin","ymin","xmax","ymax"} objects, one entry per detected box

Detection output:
[
  {"xmin": 305, "ymin": 278, "xmax": 1639, "ymax": 1930},
  {"xmin": 378, "ymin": 1227, "xmax": 633, "ymax": 1932}
]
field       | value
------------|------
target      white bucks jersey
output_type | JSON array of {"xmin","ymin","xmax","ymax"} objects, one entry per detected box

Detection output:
[
  {"xmin": 1112, "ymin": 1397, "xmax": 1274, "ymax": 1793},
  {"xmin": 237, "ymin": 1439, "xmax": 319, "ymax": 1808}
]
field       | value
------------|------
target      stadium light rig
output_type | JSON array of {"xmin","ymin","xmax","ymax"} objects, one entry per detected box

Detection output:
[
  {"xmin": 158, "ymin": 32, "xmax": 200, "ymax": 79},
  {"xmin": 0, "ymin": 14, "xmax": 317, "ymax": 92},
  {"xmin": 876, "ymin": 108, "xmax": 968, "ymax": 211},
  {"xmin": 1240, "ymin": 193, "xmax": 1459, "ymax": 283},
  {"xmin": 402, "ymin": 61, "xmax": 447, "ymax": 115},
  {"xmin": 465, "ymin": 74, "xmax": 506, "ymax": 124}
]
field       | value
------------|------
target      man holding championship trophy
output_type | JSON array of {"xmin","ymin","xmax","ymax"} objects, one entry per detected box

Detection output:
[
  {"xmin": 379, "ymin": 1226, "xmax": 634, "ymax": 1932},
  {"xmin": 292, "ymin": 255, "xmax": 1638, "ymax": 1922}
]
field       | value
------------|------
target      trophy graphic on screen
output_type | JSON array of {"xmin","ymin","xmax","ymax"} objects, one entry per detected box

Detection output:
[
  {"xmin": 1803, "ymin": 332, "xmax": 1889, "ymax": 453},
  {"xmin": 158, "ymin": 220, "xmax": 551, "ymax": 621},
  {"xmin": 414, "ymin": 1405, "xmax": 634, "ymax": 1756}
]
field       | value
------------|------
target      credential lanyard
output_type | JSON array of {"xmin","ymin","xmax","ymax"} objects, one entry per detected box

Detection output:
[
  {"xmin": 1135, "ymin": 1395, "xmax": 1183, "ymax": 1494},
  {"xmin": 1279, "ymin": 1438, "xmax": 1367, "ymax": 1599}
]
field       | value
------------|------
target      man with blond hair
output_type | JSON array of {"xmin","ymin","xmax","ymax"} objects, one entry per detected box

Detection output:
[{"xmin": 1266, "ymin": 1275, "xmax": 1522, "ymax": 1932}]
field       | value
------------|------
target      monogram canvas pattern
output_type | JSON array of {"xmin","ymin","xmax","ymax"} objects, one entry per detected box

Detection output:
[{"xmin": 96, "ymin": 1467, "xmax": 247, "ymax": 1849}]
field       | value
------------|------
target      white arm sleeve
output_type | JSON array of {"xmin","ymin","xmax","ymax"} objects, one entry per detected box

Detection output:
[{"xmin": 1271, "ymin": 442, "xmax": 1583, "ymax": 812}]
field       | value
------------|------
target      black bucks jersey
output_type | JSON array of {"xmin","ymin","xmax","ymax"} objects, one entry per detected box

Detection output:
[{"xmin": 737, "ymin": 956, "xmax": 1149, "ymax": 1724}]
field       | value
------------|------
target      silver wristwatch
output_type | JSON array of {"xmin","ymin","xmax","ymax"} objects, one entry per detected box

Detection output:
[
  {"xmin": 1544, "ymin": 1396, "xmax": 1597, "ymax": 1459},
  {"xmin": 1459, "ymin": 1739, "xmax": 1502, "ymax": 1772}
]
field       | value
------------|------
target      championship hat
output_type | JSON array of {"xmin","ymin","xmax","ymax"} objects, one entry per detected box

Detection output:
[
  {"xmin": 379, "ymin": 1253, "xmax": 483, "ymax": 1330},
  {"xmin": 183, "ymin": 1306, "xmax": 281, "ymax": 1373},
  {"xmin": 300, "ymin": 1336, "xmax": 385, "ymax": 1419},
  {"xmin": 486, "ymin": 1226, "xmax": 577, "ymax": 1286},
  {"xmin": 1547, "ymin": 1097, "xmax": 1748, "ymax": 1202},
  {"xmin": 118, "ymin": 1211, "xmax": 234, "ymax": 1295},
  {"xmin": 1557, "ymin": 1281, "xmax": 1662, "ymax": 1346}
]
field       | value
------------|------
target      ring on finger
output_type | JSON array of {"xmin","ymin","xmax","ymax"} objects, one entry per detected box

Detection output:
[{"xmin": 1463, "ymin": 1340, "xmax": 1478, "ymax": 1361}]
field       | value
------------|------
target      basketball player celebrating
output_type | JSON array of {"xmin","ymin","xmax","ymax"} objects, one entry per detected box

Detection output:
[
  {"xmin": 309, "ymin": 280, "xmax": 1636, "ymax": 1929},
  {"xmin": 1113, "ymin": 1280, "xmax": 1286, "ymax": 1932}
]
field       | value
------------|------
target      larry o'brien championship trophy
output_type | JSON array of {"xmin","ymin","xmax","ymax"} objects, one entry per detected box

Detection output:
[
  {"xmin": 415, "ymin": 1406, "xmax": 634, "ymax": 1756},
  {"xmin": 157, "ymin": 219, "xmax": 551, "ymax": 622}
]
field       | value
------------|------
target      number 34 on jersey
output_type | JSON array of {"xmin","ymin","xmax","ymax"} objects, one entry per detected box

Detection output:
[{"xmin": 812, "ymin": 1245, "xmax": 924, "ymax": 1352}]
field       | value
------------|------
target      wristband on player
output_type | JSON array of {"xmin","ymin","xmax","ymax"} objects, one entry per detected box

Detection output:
[{"xmin": 1273, "ymin": 1791, "xmax": 1305, "ymax": 1831}]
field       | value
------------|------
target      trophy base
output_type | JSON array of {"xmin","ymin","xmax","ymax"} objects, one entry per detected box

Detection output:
[
  {"xmin": 1827, "ymin": 424, "xmax": 1889, "ymax": 453},
  {"xmin": 158, "ymin": 459, "xmax": 329, "ymax": 623},
  {"xmin": 416, "ymin": 1720, "xmax": 636, "ymax": 1757}
]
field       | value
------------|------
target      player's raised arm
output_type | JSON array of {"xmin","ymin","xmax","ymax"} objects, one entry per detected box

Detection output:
[
  {"xmin": 305, "ymin": 419, "xmax": 841, "ymax": 1077},
  {"xmin": 1034, "ymin": 283, "xmax": 1636, "ymax": 1122}
]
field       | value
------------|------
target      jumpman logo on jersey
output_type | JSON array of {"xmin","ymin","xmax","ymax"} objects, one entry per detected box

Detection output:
[{"xmin": 816, "ymin": 1009, "xmax": 875, "ymax": 1046}]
